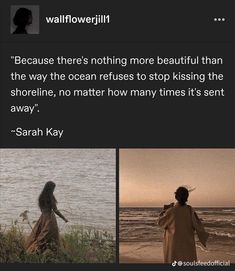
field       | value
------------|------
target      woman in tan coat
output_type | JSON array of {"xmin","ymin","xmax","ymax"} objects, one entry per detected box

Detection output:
[
  {"xmin": 26, "ymin": 181, "xmax": 68, "ymax": 253},
  {"xmin": 158, "ymin": 186, "xmax": 209, "ymax": 263}
]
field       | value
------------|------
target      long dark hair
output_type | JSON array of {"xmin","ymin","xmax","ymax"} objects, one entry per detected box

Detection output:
[
  {"xmin": 13, "ymin": 8, "xmax": 32, "ymax": 27},
  {"xmin": 38, "ymin": 181, "xmax": 57, "ymax": 210},
  {"xmin": 175, "ymin": 186, "xmax": 189, "ymax": 206}
]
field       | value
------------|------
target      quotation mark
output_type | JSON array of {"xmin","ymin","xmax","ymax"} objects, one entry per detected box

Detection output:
[{"xmin": 214, "ymin": 18, "xmax": 225, "ymax": 22}]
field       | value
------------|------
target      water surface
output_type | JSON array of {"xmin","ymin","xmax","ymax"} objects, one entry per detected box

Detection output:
[{"xmin": 0, "ymin": 149, "xmax": 116, "ymax": 235}]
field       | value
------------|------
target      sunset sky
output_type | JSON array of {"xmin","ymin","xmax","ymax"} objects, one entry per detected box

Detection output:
[{"xmin": 120, "ymin": 149, "xmax": 235, "ymax": 207}]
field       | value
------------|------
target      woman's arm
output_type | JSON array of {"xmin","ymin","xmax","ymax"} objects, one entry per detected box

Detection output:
[
  {"xmin": 191, "ymin": 208, "xmax": 209, "ymax": 247},
  {"xmin": 52, "ymin": 202, "xmax": 68, "ymax": 222},
  {"xmin": 158, "ymin": 208, "xmax": 173, "ymax": 228}
]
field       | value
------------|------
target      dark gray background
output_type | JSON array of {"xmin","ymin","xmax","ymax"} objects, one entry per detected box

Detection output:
[
  {"xmin": 1, "ymin": 0, "xmax": 235, "ymax": 43},
  {"xmin": 0, "ymin": 42, "xmax": 234, "ymax": 148},
  {"xmin": 0, "ymin": 0, "xmax": 234, "ymax": 147}
]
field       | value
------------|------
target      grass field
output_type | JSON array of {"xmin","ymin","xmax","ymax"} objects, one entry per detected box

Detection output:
[{"xmin": 0, "ymin": 224, "xmax": 115, "ymax": 263}]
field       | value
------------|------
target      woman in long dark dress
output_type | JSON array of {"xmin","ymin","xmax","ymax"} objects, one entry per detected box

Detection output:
[{"xmin": 26, "ymin": 181, "xmax": 68, "ymax": 253}]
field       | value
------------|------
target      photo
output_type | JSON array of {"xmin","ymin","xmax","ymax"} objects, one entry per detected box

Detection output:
[
  {"xmin": 120, "ymin": 149, "xmax": 235, "ymax": 264},
  {"xmin": 0, "ymin": 149, "xmax": 116, "ymax": 263},
  {"xmin": 10, "ymin": 5, "xmax": 40, "ymax": 34}
]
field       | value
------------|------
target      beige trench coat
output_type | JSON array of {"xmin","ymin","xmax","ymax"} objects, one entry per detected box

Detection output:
[{"xmin": 158, "ymin": 203, "xmax": 209, "ymax": 263}]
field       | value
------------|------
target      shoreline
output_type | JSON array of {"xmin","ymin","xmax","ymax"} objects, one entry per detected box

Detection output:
[{"xmin": 120, "ymin": 241, "xmax": 235, "ymax": 263}]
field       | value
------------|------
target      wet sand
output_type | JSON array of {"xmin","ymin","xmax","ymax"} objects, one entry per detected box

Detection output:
[{"xmin": 120, "ymin": 241, "xmax": 235, "ymax": 263}]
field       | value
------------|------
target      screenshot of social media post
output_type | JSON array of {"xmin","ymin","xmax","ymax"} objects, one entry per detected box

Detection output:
[{"xmin": 0, "ymin": 0, "xmax": 234, "ymax": 270}]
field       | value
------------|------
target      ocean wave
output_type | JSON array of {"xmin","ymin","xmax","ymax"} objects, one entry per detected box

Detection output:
[
  {"xmin": 209, "ymin": 231, "xmax": 235, "ymax": 240},
  {"xmin": 204, "ymin": 220, "xmax": 235, "ymax": 228},
  {"xmin": 120, "ymin": 221, "xmax": 156, "ymax": 227},
  {"xmin": 119, "ymin": 236, "xmax": 161, "ymax": 242},
  {"xmin": 198, "ymin": 211, "xmax": 235, "ymax": 216},
  {"xmin": 226, "ymin": 252, "xmax": 235, "ymax": 256},
  {"xmin": 120, "ymin": 227, "xmax": 162, "ymax": 242},
  {"xmin": 120, "ymin": 212, "xmax": 159, "ymax": 218},
  {"xmin": 222, "ymin": 209, "xmax": 235, "ymax": 212},
  {"xmin": 120, "ymin": 208, "xmax": 235, "ymax": 245}
]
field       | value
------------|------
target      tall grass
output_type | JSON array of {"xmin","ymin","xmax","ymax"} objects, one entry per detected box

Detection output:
[{"xmin": 0, "ymin": 224, "xmax": 115, "ymax": 263}]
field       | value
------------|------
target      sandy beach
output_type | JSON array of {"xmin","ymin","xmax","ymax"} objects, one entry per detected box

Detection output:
[{"xmin": 120, "ymin": 241, "xmax": 235, "ymax": 263}]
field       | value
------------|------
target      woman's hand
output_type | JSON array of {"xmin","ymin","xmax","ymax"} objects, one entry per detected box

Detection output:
[
  {"xmin": 64, "ymin": 218, "xmax": 69, "ymax": 223},
  {"xmin": 163, "ymin": 202, "xmax": 174, "ymax": 210}
]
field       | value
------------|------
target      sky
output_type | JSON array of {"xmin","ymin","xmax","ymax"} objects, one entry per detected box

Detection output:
[{"xmin": 120, "ymin": 149, "xmax": 235, "ymax": 207}]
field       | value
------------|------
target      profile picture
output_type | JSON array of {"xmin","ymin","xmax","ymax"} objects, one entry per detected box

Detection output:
[{"xmin": 10, "ymin": 5, "xmax": 40, "ymax": 34}]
